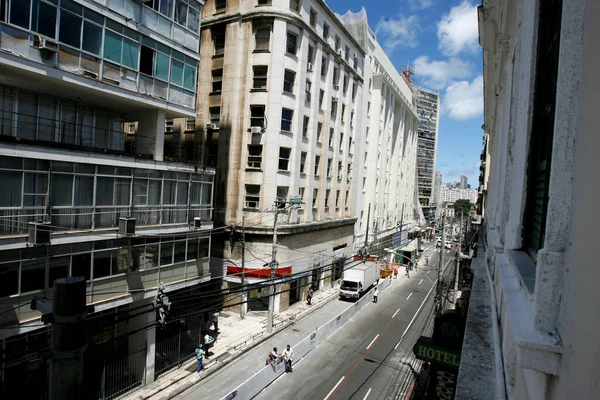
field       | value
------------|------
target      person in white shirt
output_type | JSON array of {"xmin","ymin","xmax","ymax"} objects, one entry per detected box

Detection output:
[
  {"xmin": 282, "ymin": 344, "xmax": 294, "ymax": 373},
  {"xmin": 373, "ymin": 287, "xmax": 380, "ymax": 303}
]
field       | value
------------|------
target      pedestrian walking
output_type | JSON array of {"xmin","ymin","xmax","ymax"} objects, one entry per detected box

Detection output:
[
  {"xmin": 425, "ymin": 256, "xmax": 429, "ymax": 266},
  {"xmin": 393, "ymin": 268, "xmax": 398, "ymax": 279},
  {"xmin": 307, "ymin": 285, "xmax": 314, "ymax": 305},
  {"xmin": 282, "ymin": 344, "xmax": 294, "ymax": 373},
  {"xmin": 194, "ymin": 346, "xmax": 205, "ymax": 372},
  {"xmin": 212, "ymin": 311, "xmax": 219, "ymax": 332},
  {"xmin": 373, "ymin": 287, "xmax": 380, "ymax": 303},
  {"xmin": 204, "ymin": 333, "xmax": 214, "ymax": 357}
]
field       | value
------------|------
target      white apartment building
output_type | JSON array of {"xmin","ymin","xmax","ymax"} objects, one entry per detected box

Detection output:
[
  {"xmin": 456, "ymin": 0, "xmax": 599, "ymax": 399},
  {"xmin": 0, "ymin": 1, "xmax": 214, "ymax": 398},
  {"xmin": 338, "ymin": 9, "xmax": 423, "ymax": 250},
  {"xmin": 198, "ymin": 0, "xmax": 365, "ymax": 313},
  {"xmin": 441, "ymin": 187, "xmax": 478, "ymax": 204},
  {"xmin": 416, "ymin": 86, "xmax": 440, "ymax": 205}
]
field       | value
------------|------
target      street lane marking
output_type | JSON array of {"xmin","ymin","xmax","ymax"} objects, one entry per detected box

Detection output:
[
  {"xmin": 406, "ymin": 292, "xmax": 413, "ymax": 300},
  {"xmin": 418, "ymin": 279, "xmax": 423, "ymax": 285},
  {"xmin": 394, "ymin": 339, "xmax": 402, "ymax": 350},
  {"xmin": 363, "ymin": 388, "xmax": 372, "ymax": 400},
  {"xmin": 392, "ymin": 308, "xmax": 400, "ymax": 318},
  {"xmin": 395, "ymin": 282, "xmax": 437, "ymax": 351},
  {"xmin": 324, "ymin": 376, "xmax": 345, "ymax": 400},
  {"xmin": 366, "ymin": 334, "xmax": 380, "ymax": 350}
]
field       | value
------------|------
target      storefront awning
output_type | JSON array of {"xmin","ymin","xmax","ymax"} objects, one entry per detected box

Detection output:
[{"xmin": 226, "ymin": 264, "xmax": 292, "ymax": 279}]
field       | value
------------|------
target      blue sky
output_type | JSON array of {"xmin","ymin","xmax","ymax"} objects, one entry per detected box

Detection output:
[{"xmin": 328, "ymin": 0, "xmax": 483, "ymax": 185}]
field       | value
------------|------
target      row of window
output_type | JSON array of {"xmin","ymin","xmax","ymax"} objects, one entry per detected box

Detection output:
[
  {"xmin": 0, "ymin": 236, "xmax": 210, "ymax": 298},
  {"xmin": 244, "ymin": 184, "xmax": 350, "ymax": 212}
]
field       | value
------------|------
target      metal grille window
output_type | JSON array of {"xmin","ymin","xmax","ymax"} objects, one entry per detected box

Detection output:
[
  {"xmin": 300, "ymin": 151, "xmax": 307, "ymax": 173},
  {"xmin": 245, "ymin": 184, "xmax": 260, "ymax": 209},
  {"xmin": 253, "ymin": 65, "xmax": 268, "ymax": 89},
  {"xmin": 250, "ymin": 105, "xmax": 265, "ymax": 127},
  {"xmin": 283, "ymin": 70, "xmax": 296, "ymax": 93},
  {"xmin": 523, "ymin": 0, "xmax": 562, "ymax": 258},
  {"xmin": 302, "ymin": 116, "xmax": 310, "ymax": 138},
  {"xmin": 211, "ymin": 69, "xmax": 223, "ymax": 93},
  {"xmin": 278, "ymin": 147, "xmax": 291, "ymax": 170},
  {"xmin": 286, "ymin": 32, "xmax": 298, "ymax": 55},
  {"xmin": 255, "ymin": 26, "xmax": 271, "ymax": 51},
  {"xmin": 281, "ymin": 108, "xmax": 293, "ymax": 132},
  {"xmin": 248, "ymin": 145, "xmax": 263, "ymax": 169}
]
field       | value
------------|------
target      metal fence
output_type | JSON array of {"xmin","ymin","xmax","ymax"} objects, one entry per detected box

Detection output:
[
  {"xmin": 154, "ymin": 320, "xmax": 202, "ymax": 380},
  {"xmin": 100, "ymin": 343, "xmax": 147, "ymax": 400}
]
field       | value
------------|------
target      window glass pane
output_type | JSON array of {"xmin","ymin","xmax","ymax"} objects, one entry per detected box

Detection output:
[
  {"xmin": 71, "ymin": 253, "xmax": 91, "ymax": 280},
  {"xmin": 96, "ymin": 177, "xmax": 114, "ymax": 206},
  {"xmin": 62, "ymin": 0, "xmax": 82, "ymax": 15},
  {"xmin": 21, "ymin": 259, "xmax": 46, "ymax": 293},
  {"xmin": 84, "ymin": 8, "xmax": 104, "ymax": 25},
  {"xmin": 148, "ymin": 180, "xmax": 161, "ymax": 205},
  {"xmin": 10, "ymin": 0, "xmax": 31, "ymax": 29},
  {"xmin": 49, "ymin": 256, "xmax": 70, "ymax": 288},
  {"xmin": 51, "ymin": 174, "xmax": 73, "ymax": 206},
  {"xmin": 144, "ymin": 244, "xmax": 159, "ymax": 269},
  {"xmin": 74, "ymin": 176, "xmax": 94, "ymax": 206},
  {"xmin": 160, "ymin": 0, "xmax": 174, "ymax": 18},
  {"xmin": 114, "ymin": 178, "xmax": 130, "ymax": 205},
  {"xmin": 155, "ymin": 52, "xmax": 170, "ymax": 81},
  {"xmin": 0, "ymin": 170, "xmax": 22, "ymax": 207},
  {"xmin": 187, "ymin": 239, "xmax": 198, "ymax": 261},
  {"xmin": 176, "ymin": 181, "xmax": 188, "ymax": 205},
  {"xmin": 202, "ymin": 183, "xmax": 212, "ymax": 205},
  {"xmin": 59, "ymin": 11, "xmax": 82, "ymax": 48},
  {"xmin": 163, "ymin": 180, "xmax": 176, "ymax": 204},
  {"xmin": 122, "ymin": 38, "xmax": 139, "ymax": 69},
  {"xmin": 175, "ymin": 0, "xmax": 187, "ymax": 25},
  {"xmin": 171, "ymin": 60, "xmax": 184, "ymax": 86},
  {"xmin": 114, "ymin": 248, "xmax": 129, "ymax": 274},
  {"xmin": 103, "ymin": 30, "xmax": 122, "ymax": 63},
  {"xmin": 0, "ymin": 262, "xmax": 19, "ymax": 297},
  {"xmin": 32, "ymin": 0, "xmax": 57, "ymax": 38},
  {"xmin": 187, "ymin": 6, "xmax": 200, "ymax": 33},
  {"xmin": 199, "ymin": 238, "xmax": 209, "ymax": 258},
  {"xmin": 174, "ymin": 240, "xmax": 186, "ymax": 263},
  {"xmin": 183, "ymin": 65, "xmax": 196, "ymax": 90},
  {"xmin": 160, "ymin": 241, "xmax": 173, "ymax": 266},
  {"xmin": 93, "ymin": 251, "xmax": 112, "ymax": 279},
  {"xmin": 82, "ymin": 21, "xmax": 102, "ymax": 54},
  {"xmin": 133, "ymin": 178, "xmax": 147, "ymax": 205}
]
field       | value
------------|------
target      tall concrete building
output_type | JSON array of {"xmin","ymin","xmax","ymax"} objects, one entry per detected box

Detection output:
[
  {"xmin": 340, "ymin": 8, "xmax": 423, "ymax": 249},
  {"xmin": 460, "ymin": 174, "xmax": 467, "ymax": 189},
  {"xmin": 0, "ymin": 1, "xmax": 214, "ymax": 398},
  {"xmin": 415, "ymin": 86, "xmax": 440, "ymax": 205},
  {"xmin": 433, "ymin": 171, "xmax": 443, "ymax": 206},
  {"xmin": 457, "ymin": 0, "xmax": 600, "ymax": 398},
  {"xmin": 198, "ymin": 0, "xmax": 365, "ymax": 312}
]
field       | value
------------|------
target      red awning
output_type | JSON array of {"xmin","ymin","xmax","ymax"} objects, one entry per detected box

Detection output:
[{"xmin": 226, "ymin": 265, "xmax": 292, "ymax": 279}]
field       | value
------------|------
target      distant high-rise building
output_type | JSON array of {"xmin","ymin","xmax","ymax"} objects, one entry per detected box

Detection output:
[
  {"xmin": 416, "ymin": 87, "xmax": 440, "ymax": 205},
  {"xmin": 460, "ymin": 175, "xmax": 468, "ymax": 189}
]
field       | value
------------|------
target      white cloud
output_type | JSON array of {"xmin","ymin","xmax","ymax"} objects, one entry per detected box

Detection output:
[
  {"xmin": 409, "ymin": 0, "xmax": 434, "ymax": 10},
  {"xmin": 442, "ymin": 75, "xmax": 483, "ymax": 120},
  {"xmin": 413, "ymin": 56, "xmax": 472, "ymax": 90},
  {"xmin": 437, "ymin": 0, "xmax": 479, "ymax": 56},
  {"xmin": 374, "ymin": 14, "xmax": 420, "ymax": 53}
]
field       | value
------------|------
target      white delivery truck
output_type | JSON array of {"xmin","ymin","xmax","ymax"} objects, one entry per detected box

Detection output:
[{"xmin": 339, "ymin": 259, "xmax": 380, "ymax": 301}]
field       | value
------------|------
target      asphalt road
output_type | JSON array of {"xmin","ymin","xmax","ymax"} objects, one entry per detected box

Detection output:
[{"xmin": 254, "ymin": 245, "xmax": 456, "ymax": 400}]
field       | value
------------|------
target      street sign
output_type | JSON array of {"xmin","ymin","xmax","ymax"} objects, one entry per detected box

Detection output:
[{"xmin": 412, "ymin": 336, "xmax": 461, "ymax": 369}]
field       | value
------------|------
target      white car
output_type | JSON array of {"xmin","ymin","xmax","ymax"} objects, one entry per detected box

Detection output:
[{"xmin": 445, "ymin": 242, "xmax": 453, "ymax": 249}]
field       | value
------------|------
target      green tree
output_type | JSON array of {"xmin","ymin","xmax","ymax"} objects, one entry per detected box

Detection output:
[{"xmin": 453, "ymin": 199, "xmax": 473, "ymax": 216}]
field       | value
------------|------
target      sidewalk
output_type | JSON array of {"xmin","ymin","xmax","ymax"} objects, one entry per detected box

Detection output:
[{"xmin": 124, "ymin": 273, "xmax": 412, "ymax": 400}]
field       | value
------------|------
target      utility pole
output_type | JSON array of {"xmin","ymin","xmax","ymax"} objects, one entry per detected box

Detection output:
[
  {"xmin": 240, "ymin": 217, "xmax": 246, "ymax": 319},
  {"xmin": 454, "ymin": 212, "xmax": 463, "ymax": 294},
  {"xmin": 364, "ymin": 203, "xmax": 371, "ymax": 248},
  {"xmin": 436, "ymin": 214, "xmax": 445, "ymax": 315},
  {"xmin": 266, "ymin": 201, "xmax": 280, "ymax": 333}
]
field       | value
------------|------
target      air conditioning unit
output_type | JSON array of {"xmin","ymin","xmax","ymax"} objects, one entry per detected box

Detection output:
[
  {"xmin": 206, "ymin": 123, "xmax": 219, "ymax": 130},
  {"xmin": 28, "ymin": 222, "xmax": 51, "ymax": 246},
  {"xmin": 307, "ymin": 62, "xmax": 313, "ymax": 72},
  {"xmin": 250, "ymin": 126, "xmax": 263, "ymax": 134},
  {"xmin": 33, "ymin": 36, "xmax": 58, "ymax": 52},
  {"xmin": 193, "ymin": 217, "xmax": 202, "ymax": 230},
  {"xmin": 118, "ymin": 217, "xmax": 136, "ymax": 237}
]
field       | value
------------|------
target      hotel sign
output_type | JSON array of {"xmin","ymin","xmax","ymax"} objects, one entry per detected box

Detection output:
[{"xmin": 413, "ymin": 336, "xmax": 461, "ymax": 369}]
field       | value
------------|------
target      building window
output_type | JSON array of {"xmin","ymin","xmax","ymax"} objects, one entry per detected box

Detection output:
[
  {"xmin": 283, "ymin": 70, "xmax": 296, "ymax": 93},
  {"xmin": 345, "ymin": 190, "xmax": 349, "ymax": 207},
  {"xmin": 326, "ymin": 158, "xmax": 332, "ymax": 177},
  {"xmin": 276, "ymin": 186, "xmax": 289, "ymax": 208},
  {"xmin": 279, "ymin": 147, "xmax": 291, "ymax": 171},
  {"xmin": 209, "ymin": 106, "xmax": 221, "ymax": 128},
  {"xmin": 255, "ymin": 26, "xmax": 271, "ymax": 51},
  {"xmin": 323, "ymin": 24, "xmax": 329, "ymax": 40},
  {"xmin": 305, "ymin": 80, "xmax": 312, "ymax": 103},
  {"xmin": 299, "ymin": 187, "xmax": 305, "ymax": 202},
  {"xmin": 290, "ymin": 0, "xmax": 301, "ymax": 13},
  {"xmin": 325, "ymin": 189, "xmax": 330, "ymax": 209},
  {"xmin": 248, "ymin": 145, "xmax": 263, "ymax": 169},
  {"xmin": 212, "ymin": 69, "xmax": 223, "ymax": 93},
  {"xmin": 335, "ymin": 190, "xmax": 340, "ymax": 208},
  {"xmin": 347, "ymin": 163, "xmax": 352, "ymax": 177},
  {"xmin": 312, "ymin": 188, "xmax": 318, "ymax": 208},
  {"xmin": 329, "ymin": 128, "xmax": 334, "ymax": 147},
  {"xmin": 314, "ymin": 155, "xmax": 320, "ymax": 176},
  {"xmin": 186, "ymin": 118, "xmax": 195, "ymax": 131},
  {"xmin": 307, "ymin": 44, "xmax": 315, "ymax": 65},
  {"xmin": 281, "ymin": 108, "xmax": 293, "ymax": 132},
  {"xmin": 253, "ymin": 65, "xmax": 268, "ymax": 90},
  {"xmin": 343, "ymin": 75, "xmax": 348, "ymax": 93},
  {"xmin": 245, "ymin": 184, "xmax": 260, "ymax": 209},
  {"xmin": 337, "ymin": 161, "xmax": 343, "ymax": 180},
  {"xmin": 318, "ymin": 89, "xmax": 325, "ymax": 111},
  {"xmin": 213, "ymin": 29, "xmax": 225, "ymax": 56},
  {"xmin": 302, "ymin": 116, "xmax": 310, "ymax": 139},
  {"xmin": 215, "ymin": 0, "xmax": 227, "ymax": 13},
  {"xmin": 335, "ymin": 35, "xmax": 340, "ymax": 51},
  {"xmin": 310, "ymin": 9, "xmax": 317, "ymax": 27},
  {"xmin": 333, "ymin": 66, "xmax": 340, "ymax": 87},
  {"xmin": 341, "ymin": 104, "xmax": 346, "ymax": 123},
  {"xmin": 352, "ymin": 83, "xmax": 357, "ymax": 101},
  {"xmin": 250, "ymin": 105, "xmax": 266, "ymax": 127},
  {"xmin": 350, "ymin": 110, "xmax": 354, "ymax": 129},
  {"xmin": 321, "ymin": 56, "xmax": 328, "ymax": 78},
  {"xmin": 300, "ymin": 151, "xmax": 307, "ymax": 173},
  {"xmin": 257, "ymin": 0, "xmax": 272, "ymax": 5},
  {"xmin": 317, "ymin": 122, "xmax": 323, "ymax": 143},
  {"xmin": 344, "ymin": 45, "xmax": 350, "ymax": 61},
  {"xmin": 286, "ymin": 32, "xmax": 298, "ymax": 55},
  {"xmin": 330, "ymin": 97, "xmax": 338, "ymax": 119},
  {"xmin": 339, "ymin": 132, "xmax": 344, "ymax": 151},
  {"xmin": 522, "ymin": 0, "xmax": 562, "ymax": 258}
]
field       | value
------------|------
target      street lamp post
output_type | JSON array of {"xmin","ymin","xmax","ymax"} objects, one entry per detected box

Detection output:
[{"xmin": 266, "ymin": 203, "xmax": 280, "ymax": 333}]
